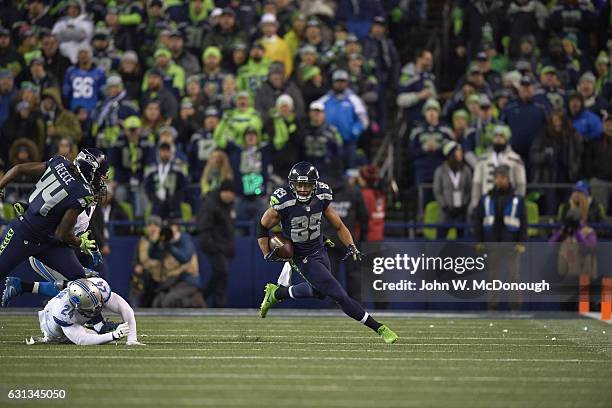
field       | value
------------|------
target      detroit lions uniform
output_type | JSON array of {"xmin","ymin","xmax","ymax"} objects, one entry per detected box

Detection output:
[
  {"xmin": 36, "ymin": 278, "xmax": 138, "ymax": 345},
  {"xmin": 0, "ymin": 156, "xmax": 95, "ymax": 280},
  {"xmin": 269, "ymin": 181, "xmax": 369, "ymax": 323}
]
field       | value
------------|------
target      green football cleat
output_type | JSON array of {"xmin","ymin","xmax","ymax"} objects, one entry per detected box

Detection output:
[
  {"xmin": 377, "ymin": 325, "xmax": 398, "ymax": 344},
  {"xmin": 259, "ymin": 283, "xmax": 279, "ymax": 318}
]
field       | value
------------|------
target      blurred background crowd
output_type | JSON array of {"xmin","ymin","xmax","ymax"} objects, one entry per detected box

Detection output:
[{"xmin": 0, "ymin": 0, "xmax": 610, "ymax": 307}]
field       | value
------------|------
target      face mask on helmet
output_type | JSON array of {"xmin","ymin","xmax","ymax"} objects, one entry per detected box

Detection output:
[
  {"xmin": 68, "ymin": 279, "xmax": 103, "ymax": 318},
  {"xmin": 290, "ymin": 180, "xmax": 316, "ymax": 202},
  {"xmin": 74, "ymin": 149, "xmax": 108, "ymax": 191}
]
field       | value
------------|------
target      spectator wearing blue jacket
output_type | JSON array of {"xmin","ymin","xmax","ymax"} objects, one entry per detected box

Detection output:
[
  {"xmin": 568, "ymin": 91, "xmax": 603, "ymax": 141},
  {"xmin": 500, "ymin": 75, "xmax": 548, "ymax": 162},
  {"xmin": 62, "ymin": 46, "xmax": 106, "ymax": 114},
  {"xmin": 317, "ymin": 69, "xmax": 369, "ymax": 169}
]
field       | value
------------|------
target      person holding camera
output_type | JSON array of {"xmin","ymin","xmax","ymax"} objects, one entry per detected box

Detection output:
[
  {"xmin": 130, "ymin": 216, "xmax": 204, "ymax": 308},
  {"xmin": 550, "ymin": 207, "xmax": 598, "ymax": 310}
]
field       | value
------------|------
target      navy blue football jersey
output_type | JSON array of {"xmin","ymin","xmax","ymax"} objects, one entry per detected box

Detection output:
[
  {"xmin": 269, "ymin": 181, "xmax": 333, "ymax": 257},
  {"xmin": 21, "ymin": 156, "xmax": 94, "ymax": 242}
]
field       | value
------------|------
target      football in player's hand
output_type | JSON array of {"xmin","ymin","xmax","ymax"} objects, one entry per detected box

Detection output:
[{"xmin": 269, "ymin": 235, "xmax": 294, "ymax": 259}]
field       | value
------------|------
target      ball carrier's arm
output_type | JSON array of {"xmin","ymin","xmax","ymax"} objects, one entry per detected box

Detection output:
[{"xmin": 257, "ymin": 207, "xmax": 282, "ymax": 256}]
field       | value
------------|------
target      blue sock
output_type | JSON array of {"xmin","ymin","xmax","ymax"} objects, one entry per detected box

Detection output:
[{"xmin": 36, "ymin": 282, "xmax": 60, "ymax": 297}]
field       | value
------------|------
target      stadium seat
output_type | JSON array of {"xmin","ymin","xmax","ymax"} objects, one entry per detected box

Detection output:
[
  {"xmin": 423, "ymin": 201, "xmax": 457, "ymax": 240},
  {"xmin": 526, "ymin": 200, "xmax": 539, "ymax": 238}
]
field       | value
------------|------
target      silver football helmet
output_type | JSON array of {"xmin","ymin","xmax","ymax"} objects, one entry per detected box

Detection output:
[{"xmin": 68, "ymin": 279, "xmax": 103, "ymax": 318}]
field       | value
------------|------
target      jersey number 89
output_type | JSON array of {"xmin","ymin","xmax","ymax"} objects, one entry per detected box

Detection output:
[{"xmin": 290, "ymin": 213, "xmax": 322, "ymax": 243}]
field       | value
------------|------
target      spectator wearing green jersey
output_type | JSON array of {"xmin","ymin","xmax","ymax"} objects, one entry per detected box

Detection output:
[
  {"xmin": 237, "ymin": 41, "xmax": 270, "ymax": 99},
  {"xmin": 213, "ymin": 91, "xmax": 263, "ymax": 146}
]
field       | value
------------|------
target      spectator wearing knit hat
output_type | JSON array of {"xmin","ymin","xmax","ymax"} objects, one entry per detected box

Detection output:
[
  {"xmin": 91, "ymin": 74, "xmax": 139, "ymax": 148},
  {"xmin": 105, "ymin": 1, "xmax": 144, "ymax": 51},
  {"xmin": 109, "ymin": 115, "xmax": 155, "ymax": 217},
  {"xmin": 19, "ymin": 56, "xmax": 59, "ymax": 95},
  {"xmin": 534, "ymin": 65, "xmax": 566, "ymax": 112},
  {"xmin": 201, "ymin": 7, "xmax": 249, "ymax": 69},
  {"xmin": 409, "ymin": 98, "xmax": 453, "ymax": 189},
  {"xmin": 433, "ymin": 141, "xmax": 472, "ymax": 238},
  {"xmin": 318, "ymin": 69, "xmax": 369, "ymax": 169},
  {"xmin": 362, "ymin": 15, "xmax": 399, "ymax": 95},
  {"xmin": 567, "ymin": 91, "xmax": 603, "ymax": 141},
  {"xmin": 117, "ymin": 51, "xmax": 142, "ymax": 101},
  {"xmin": 214, "ymin": 91, "xmax": 263, "ymax": 146},
  {"xmin": 167, "ymin": 30, "xmax": 200, "ymax": 79},
  {"xmin": 577, "ymin": 72, "xmax": 608, "ymax": 118},
  {"xmin": 144, "ymin": 141, "xmax": 189, "ymax": 219},
  {"xmin": 40, "ymin": 32, "xmax": 71, "ymax": 88},
  {"xmin": 500, "ymin": 75, "xmax": 548, "ymax": 162},
  {"xmin": 301, "ymin": 100, "xmax": 342, "ymax": 178},
  {"xmin": 200, "ymin": 46, "xmax": 227, "ymax": 99},
  {"xmin": 50, "ymin": 0, "xmax": 94, "ymax": 64},
  {"xmin": 140, "ymin": 68, "xmax": 178, "ymax": 121},
  {"xmin": 259, "ymin": 13, "xmax": 293, "ymax": 77},
  {"xmin": 470, "ymin": 125, "xmax": 526, "ymax": 211},
  {"xmin": 557, "ymin": 180, "xmax": 605, "ymax": 226},
  {"xmin": 91, "ymin": 26, "xmax": 121, "ymax": 75},
  {"xmin": 255, "ymin": 61, "xmax": 305, "ymax": 122},
  {"xmin": 506, "ymin": 0, "xmax": 548, "ymax": 60}
]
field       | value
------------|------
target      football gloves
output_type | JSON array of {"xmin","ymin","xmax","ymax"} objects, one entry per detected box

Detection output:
[
  {"xmin": 343, "ymin": 244, "xmax": 363, "ymax": 262},
  {"xmin": 91, "ymin": 248, "xmax": 103, "ymax": 267},
  {"xmin": 111, "ymin": 322, "xmax": 130, "ymax": 340},
  {"xmin": 79, "ymin": 231, "xmax": 97, "ymax": 256}
]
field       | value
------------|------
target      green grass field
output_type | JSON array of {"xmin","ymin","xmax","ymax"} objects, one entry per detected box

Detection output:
[{"xmin": 0, "ymin": 311, "xmax": 611, "ymax": 407}]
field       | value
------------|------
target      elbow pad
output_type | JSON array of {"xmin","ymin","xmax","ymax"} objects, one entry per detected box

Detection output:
[{"xmin": 257, "ymin": 221, "xmax": 270, "ymax": 239}]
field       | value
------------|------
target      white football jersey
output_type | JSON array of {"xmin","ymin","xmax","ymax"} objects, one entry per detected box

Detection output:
[
  {"xmin": 38, "ymin": 278, "xmax": 111, "ymax": 342},
  {"xmin": 74, "ymin": 205, "xmax": 96, "ymax": 235}
]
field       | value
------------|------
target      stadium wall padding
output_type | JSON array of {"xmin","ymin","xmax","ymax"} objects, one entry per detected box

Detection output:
[{"xmin": 8, "ymin": 235, "xmax": 611, "ymax": 311}]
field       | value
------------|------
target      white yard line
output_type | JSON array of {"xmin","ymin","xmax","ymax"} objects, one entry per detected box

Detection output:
[{"xmin": 0, "ymin": 355, "xmax": 608, "ymax": 362}]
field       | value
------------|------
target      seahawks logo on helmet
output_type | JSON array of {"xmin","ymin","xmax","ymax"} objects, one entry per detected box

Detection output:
[
  {"xmin": 74, "ymin": 148, "xmax": 109, "ymax": 202},
  {"xmin": 288, "ymin": 161, "xmax": 319, "ymax": 203}
]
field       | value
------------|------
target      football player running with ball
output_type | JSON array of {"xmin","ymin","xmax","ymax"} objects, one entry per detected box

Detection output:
[{"xmin": 257, "ymin": 162, "xmax": 398, "ymax": 344}]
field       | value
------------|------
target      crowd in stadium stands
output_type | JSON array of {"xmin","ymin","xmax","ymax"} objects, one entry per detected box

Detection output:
[{"xmin": 0, "ymin": 0, "xmax": 609, "ymax": 241}]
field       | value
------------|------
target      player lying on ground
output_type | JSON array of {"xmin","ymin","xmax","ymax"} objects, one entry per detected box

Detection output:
[
  {"xmin": 29, "ymin": 277, "xmax": 144, "ymax": 346},
  {"xmin": 257, "ymin": 162, "xmax": 398, "ymax": 344},
  {"xmin": 0, "ymin": 149, "xmax": 107, "ymax": 284}
]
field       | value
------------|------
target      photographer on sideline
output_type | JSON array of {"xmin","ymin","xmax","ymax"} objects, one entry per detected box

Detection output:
[
  {"xmin": 130, "ymin": 216, "xmax": 204, "ymax": 308},
  {"xmin": 549, "ymin": 207, "xmax": 598, "ymax": 310}
]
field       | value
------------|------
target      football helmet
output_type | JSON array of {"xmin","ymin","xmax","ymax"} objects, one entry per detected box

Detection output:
[
  {"xmin": 288, "ymin": 162, "xmax": 319, "ymax": 202},
  {"xmin": 67, "ymin": 279, "xmax": 103, "ymax": 318},
  {"xmin": 74, "ymin": 148, "xmax": 109, "ymax": 202}
]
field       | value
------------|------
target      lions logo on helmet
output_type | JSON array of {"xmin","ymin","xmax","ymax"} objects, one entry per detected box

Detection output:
[
  {"xmin": 68, "ymin": 279, "xmax": 103, "ymax": 318},
  {"xmin": 288, "ymin": 162, "xmax": 319, "ymax": 203}
]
